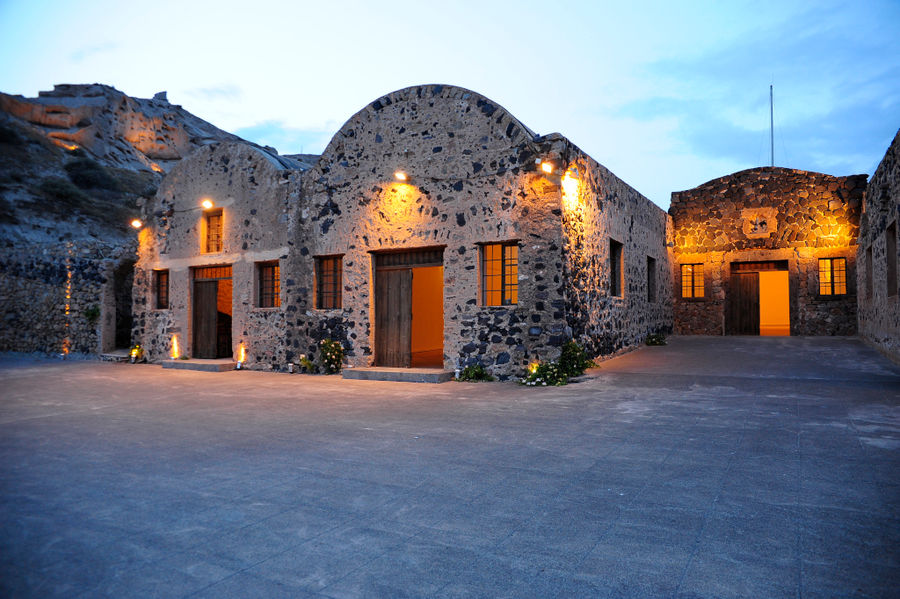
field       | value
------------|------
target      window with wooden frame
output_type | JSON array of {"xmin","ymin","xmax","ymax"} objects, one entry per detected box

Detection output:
[
  {"xmin": 315, "ymin": 256, "xmax": 342, "ymax": 309},
  {"xmin": 481, "ymin": 242, "xmax": 518, "ymax": 306},
  {"xmin": 257, "ymin": 261, "xmax": 280, "ymax": 308},
  {"xmin": 154, "ymin": 269, "xmax": 169, "ymax": 309},
  {"xmin": 646, "ymin": 256, "xmax": 657, "ymax": 303},
  {"xmin": 887, "ymin": 221, "xmax": 897, "ymax": 297},
  {"xmin": 204, "ymin": 209, "xmax": 223, "ymax": 253},
  {"xmin": 681, "ymin": 263, "xmax": 704, "ymax": 298},
  {"xmin": 818, "ymin": 257, "xmax": 847, "ymax": 296},
  {"xmin": 609, "ymin": 239, "xmax": 624, "ymax": 297}
]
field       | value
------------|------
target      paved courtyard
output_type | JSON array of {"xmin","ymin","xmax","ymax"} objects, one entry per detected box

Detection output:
[{"xmin": 1, "ymin": 336, "xmax": 899, "ymax": 598}]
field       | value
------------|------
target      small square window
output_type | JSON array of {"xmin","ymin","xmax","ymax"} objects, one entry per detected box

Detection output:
[
  {"xmin": 204, "ymin": 209, "xmax": 223, "ymax": 253},
  {"xmin": 481, "ymin": 242, "xmax": 518, "ymax": 306},
  {"xmin": 257, "ymin": 262, "xmax": 280, "ymax": 308},
  {"xmin": 315, "ymin": 256, "xmax": 342, "ymax": 309},
  {"xmin": 818, "ymin": 258, "xmax": 847, "ymax": 296},
  {"xmin": 154, "ymin": 269, "xmax": 169, "ymax": 309},
  {"xmin": 681, "ymin": 264, "xmax": 704, "ymax": 298}
]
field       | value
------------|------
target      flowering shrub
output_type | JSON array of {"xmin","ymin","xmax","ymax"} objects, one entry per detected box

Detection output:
[
  {"xmin": 319, "ymin": 339, "xmax": 344, "ymax": 374},
  {"xmin": 521, "ymin": 361, "xmax": 568, "ymax": 386},
  {"xmin": 456, "ymin": 364, "xmax": 494, "ymax": 382},
  {"xmin": 558, "ymin": 341, "xmax": 593, "ymax": 377}
]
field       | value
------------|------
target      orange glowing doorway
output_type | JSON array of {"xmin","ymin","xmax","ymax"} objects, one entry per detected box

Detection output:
[
  {"xmin": 191, "ymin": 265, "xmax": 233, "ymax": 358},
  {"xmin": 373, "ymin": 248, "xmax": 444, "ymax": 368},
  {"xmin": 727, "ymin": 261, "xmax": 790, "ymax": 336}
]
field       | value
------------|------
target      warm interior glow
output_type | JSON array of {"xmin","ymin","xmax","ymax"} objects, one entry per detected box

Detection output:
[
  {"xmin": 171, "ymin": 334, "xmax": 180, "ymax": 359},
  {"xmin": 130, "ymin": 219, "xmax": 143, "ymax": 229},
  {"xmin": 394, "ymin": 171, "xmax": 408, "ymax": 182},
  {"xmin": 759, "ymin": 271, "xmax": 790, "ymax": 336},
  {"xmin": 410, "ymin": 266, "xmax": 444, "ymax": 367},
  {"xmin": 201, "ymin": 198, "xmax": 214, "ymax": 210}
]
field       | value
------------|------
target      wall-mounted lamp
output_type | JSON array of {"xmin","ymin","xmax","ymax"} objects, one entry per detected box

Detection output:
[
  {"xmin": 540, "ymin": 161, "xmax": 555, "ymax": 174},
  {"xmin": 130, "ymin": 219, "xmax": 143, "ymax": 229},
  {"xmin": 394, "ymin": 171, "xmax": 409, "ymax": 182},
  {"xmin": 201, "ymin": 198, "xmax": 215, "ymax": 210}
]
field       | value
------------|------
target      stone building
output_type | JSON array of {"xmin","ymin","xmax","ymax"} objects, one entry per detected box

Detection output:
[
  {"xmin": 669, "ymin": 167, "xmax": 867, "ymax": 336},
  {"xmin": 857, "ymin": 129, "xmax": 900, "ymax": 362},
  {"xmin": 131, "ymin": 84, "xmax": 673, "ymax": 377}
]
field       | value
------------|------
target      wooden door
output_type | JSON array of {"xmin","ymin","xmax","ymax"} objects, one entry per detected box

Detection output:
[
  {"xmin": 193, "ymin": 280, "xmax": 218, "ymax": 359},
  {"xmin": 728, "ymin": 272, "xmax": 760, "ymax": 335},
  {"xmin": 375, "ymin": 268, "xmax": 412, "ymax": 367}
]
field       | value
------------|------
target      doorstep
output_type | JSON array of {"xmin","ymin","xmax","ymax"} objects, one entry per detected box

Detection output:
[
  {"xmin": 161, "ymin": 359, "xmax": 237, "ymax": 372},
  {"xmin": 342, "ymin": 367, "xmax": 455, "ymax": 383}
]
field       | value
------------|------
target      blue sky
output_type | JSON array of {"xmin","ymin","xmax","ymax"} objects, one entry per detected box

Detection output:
[{"xmin": 1, "ymin": 0, "xmax": 897, "ymax": 209}]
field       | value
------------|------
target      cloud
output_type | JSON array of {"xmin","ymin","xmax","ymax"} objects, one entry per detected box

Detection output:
[
  {"xmin": 184, "ymin": 84, "xmax": 243, "ymax": 101},
  {"xmin": 234, "ymin": 120, "xmax": 336, "ymax": 155},
  {"xmin": 69, "ymin": 42, "xmax": 119, "ymax": 63}
]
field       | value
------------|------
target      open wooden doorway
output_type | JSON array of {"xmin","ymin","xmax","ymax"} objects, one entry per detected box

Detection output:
[
  {"xmin": 192, "ymin": 265, "xmax": 233, "ymax": 358},
  {"xmin": 374, "ymin": 248, "xmax": 444, "ymax": 368},
  {"xmin": 726, "ymin": 261, "xmax": 789, "ymax": 336}
]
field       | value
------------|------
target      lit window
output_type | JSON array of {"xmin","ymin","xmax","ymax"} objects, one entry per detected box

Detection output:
[
  {"xmin": 315, "ymin": 256, "xmax": 342, "ymax": 309},
  {"xmin": 204, "ymin": 209, "xmax": 223, "ymax": 253},
  {"xmin": 609, "ymin": 239, "xmax": 624, "ymax": 297},
  {"xmin": 681, "ymin": 264, "xmax": 704, "ymax": 298},
  {"xmin": 257, "ymin": 261, "xmax": 280, "ymax": 308},
  {"xmin": 819, "ymin": 258, "xmax": 847, "ymax": 295},
  {"xmin": 154, "ymin": 269, "xmax": 169, "ymax": 309},
  {"xmin": 482, "ymin": 242, "xmax": 518, "ymax": 306}
]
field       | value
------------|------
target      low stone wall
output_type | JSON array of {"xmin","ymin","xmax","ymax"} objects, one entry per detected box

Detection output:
[
  {"xmin": 858, "ymin": 129, "xmax": 900, "ymax": 361},
  {"xmin": 0, "ymin": 241, "xmax": 135, "ymax": 354},
  {"xmin": 670, "ymin": 167, "xmax": 866, "ymax": 336}
]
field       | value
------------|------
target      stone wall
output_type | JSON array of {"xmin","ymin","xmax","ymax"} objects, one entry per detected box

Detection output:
[
  {"xmin": 556, "ymin": 136, "xmax": 673, "ymax": 356},
  {"xmin": 857, "ymin": 129, "xmax": 900, "ymax": 361},
  {"xmin": 0, "ymin": 241, "xmax": 135, "ymax": 354},
  {"xmin": 131, "ymin": 143, "xmax": 302, "ymax": 368},
  {"xmin": 670, "ymin": 167, "xmax": 867, "ymax": 336}
]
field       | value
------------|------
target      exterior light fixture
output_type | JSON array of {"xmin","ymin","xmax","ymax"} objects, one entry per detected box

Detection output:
[
  {"xmin": 130, "ymin": 219, "xmax": 143, "ymax": 229},
  {"xmin": 394, "ymin": 171, "xmax": 408, "ymax": 182},
  {"xmin": 201, "ymin": 199, "xmax": 215, "ymax": 210},
  {"xmin": 541, "ymin": 161, "xmax": 555, "ymax": 174}
]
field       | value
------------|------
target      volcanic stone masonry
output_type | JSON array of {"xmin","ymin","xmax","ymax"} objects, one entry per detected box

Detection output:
[
  {"xmin": 670, "ymin": 167, "xmax": 867, "ymax": 336},
  {"xmin": 857, "ymin": 129, "xmax": 900, "ymax": 362}
]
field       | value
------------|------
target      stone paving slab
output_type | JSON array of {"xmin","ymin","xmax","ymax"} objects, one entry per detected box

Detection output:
[{"xmin": 0, "ymin": 336, "xmax": 898, "ymax": 598}]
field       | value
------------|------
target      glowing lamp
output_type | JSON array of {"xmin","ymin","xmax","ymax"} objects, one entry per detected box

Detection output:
[
  {"xmin": 394, "ymin": 171, "xmax": 408, "ymax": 182},
  {"xmin": 528, "ymin": 362, "xmax": 539, "ymax": 373},
  {"xmin": 541, "ymin": 161, "xmax": 554, "ymax": 174},
  {"xmin": 201, "ymin": 199, "xmax": 215, "ymax": 210},
  {"xmin": 130, "ymin": 219, "xmax": 143, "ymax": 229}
]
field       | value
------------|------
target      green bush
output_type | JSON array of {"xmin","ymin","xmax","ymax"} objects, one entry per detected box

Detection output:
[
  {"xmin": 65, "ymin": 158, "xmax": 119, "ymax": 190},
  {"xmin": 558, "ymin": 341, "xmax": 593, "ymax": 377},
  {"xmin": 456, "ymin": 364, "xmax": 494, "ymax": 382},
  {"xmin": 645, "ymin": 333, "xmax": 667, "ymax": 346},
  {"xmin": 38, "ymin": 177, "xmax": 89, "ymax": 205},
  {"xmin": 521, "ymin": 361, "xmax": 568, "ymax": 386},
  {"xmin": 318, "ymin": 339, "xmax": 344, "ymax": 374},
  {"xmin": 83, "ymin": 305, "xmax": 100, "ymax": 324}
]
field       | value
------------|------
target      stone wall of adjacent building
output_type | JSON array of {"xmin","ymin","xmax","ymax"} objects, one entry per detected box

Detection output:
[
  {"xmin": 0, "ymin": 241, "xmax": 135, "ymax": 354},
  {"xmin": 132, "ymin": 143, "xmax": 302, "ymax": 368},
  {"xmin": 670, "ymin": 167, "xmax": 867, "ymax": 336},
  {"xmin": 555, "ymin": 136, "xmax": 673, "ymax": 357},
  {"xmin": 858, "ymin": 129, "xmax": 900, "ymax": 361}
]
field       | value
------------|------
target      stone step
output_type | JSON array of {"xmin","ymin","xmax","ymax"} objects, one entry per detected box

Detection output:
[
  {"xmin": 342, "ymin": 367, "xmax": 455, "ymax": 383},
  {"xmin": 161, "ymin": 359, "xmax": 236, "ymax": 372},
  {"xmin": 100, "ymin": 349, "xmax": 131, "ymax": 362}
]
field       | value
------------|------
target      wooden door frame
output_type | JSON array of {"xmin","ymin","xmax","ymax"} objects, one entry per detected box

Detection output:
[{"xmin": 191, "ymin": 265, "xmax": 233, "ymax": 359}]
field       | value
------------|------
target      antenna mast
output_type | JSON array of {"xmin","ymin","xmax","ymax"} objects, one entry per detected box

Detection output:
[{"xmin": 769, "ymin": 85, "xmax": 774, "ymax": 167}]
